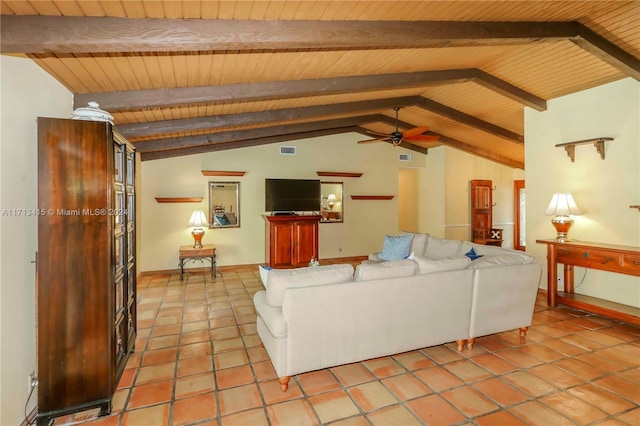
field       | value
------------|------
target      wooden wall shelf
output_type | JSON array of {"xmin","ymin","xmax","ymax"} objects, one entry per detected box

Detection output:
[
  {"xmin": 201, "ymin": 170, "xmax": 246, "ymax": 176},
  {"xmin": 631, "ymin": 205, "xmax": 640, "ymax": 211},
  {"xmin": 350, "ymin": 195, "xmax": 394, "ymax": 200},
  {"xmin": 316, "ymin": 171, "xmax": 363, "ymax": 178},
  {"xmin": 555, "ymin": 137, "xmax": 613, "ymax": 162},
  {"xmin": 155, "ymin": 197, "xmax": 204, "ymax": 203}
]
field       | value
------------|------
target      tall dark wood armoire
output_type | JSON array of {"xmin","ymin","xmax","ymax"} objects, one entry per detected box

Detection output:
[{"xmin": 36, "ymin": 118, "xmax": 137, "ymax": 425}]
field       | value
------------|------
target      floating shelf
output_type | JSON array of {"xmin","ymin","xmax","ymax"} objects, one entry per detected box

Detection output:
[
  {"xmin": 155, "ymin": 197, "xmax": 204, "ymax": 203},
  {"xmin": 201, "ymin": 170, "xmax": 246, "ymax": 176},
  {"xmin": 631, "ymin": 205, "xmax": 640, "ymax": 211},
  {"xmin": 316, "ymin": 171, "xmax": 363, "ymax": 178},
  {"xmin": 350, "ymin": 195, "xmax": 394, "ymax": 200},
  {"xmin": 555, "ymin": 137, "xmax": 613, "ymax": 162}
]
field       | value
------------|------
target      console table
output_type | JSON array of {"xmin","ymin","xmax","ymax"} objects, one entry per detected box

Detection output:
[
  {"xmin": 179, "ymin": 245, "xmax": 216, "ymax": 280},
  {"xmin": 536, "ymin": 239, "xmax": 640, "ymax": 325}
]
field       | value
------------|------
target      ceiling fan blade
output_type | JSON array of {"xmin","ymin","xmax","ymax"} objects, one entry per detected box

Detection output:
[
  {"xmin": 358, "ymin": 137, "xmax": 389, "ymax": 144},
  {"xmin": 402, "ymin": 126, "xmax": 429, "ymax": 138},
  {"xmin": 404, "ymin": 134, "xmax": 440, "ymax": 142}
]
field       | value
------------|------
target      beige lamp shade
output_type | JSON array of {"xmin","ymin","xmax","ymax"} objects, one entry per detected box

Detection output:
[
  {"xmin": 544, "ymin": 193, "xmax": 582, "ymax": 216},
  {"xmin": 188, "ymin": 210, "xmax": 209, "ymax": 248},
  {"xmin": 544, "ymin": 193, "xmax": 581, "ymax": 242},
  {"xmin": 188, "ymin": 210, "xmax": 209, "ymax": 227}
]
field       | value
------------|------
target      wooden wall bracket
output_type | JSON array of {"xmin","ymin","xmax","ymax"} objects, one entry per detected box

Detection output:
[
  {"xmin": 155, "ymin": 197, "xmax": 204, "ymax": 203},
  {"xmin": 201, "ymin": 170, "xmax": 246, "ymax": 176},
  {"xmin": 316, "ymin": 171, "xmax": 363, "ymax": 178},
  {"xmin": 555, "ymin": 137, "xmax": 613, "ymax": 162}
]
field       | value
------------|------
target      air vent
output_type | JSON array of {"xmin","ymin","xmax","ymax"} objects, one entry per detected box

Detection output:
[
  {"xmin": 280, "ymin": 146, "xmax": 297, "ymax": 155},
  {"xmin": 399, "ymin": 153, "xmax": 411, "ymax": 161}
]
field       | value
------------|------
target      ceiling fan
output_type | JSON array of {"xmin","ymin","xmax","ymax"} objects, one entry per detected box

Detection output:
[{"xmin": 358, "ymin": 106, "xmax": 440, "ymax": 146}]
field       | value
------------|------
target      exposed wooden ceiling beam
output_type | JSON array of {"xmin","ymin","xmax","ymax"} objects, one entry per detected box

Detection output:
[
  {"xmin": 374, "ymin": 116, "xmax": 522, "ymax": 168},
  {"xmin": 134, "ymin": 115, "xmax": 382, "ymax": 153},
  {"xmin": 77, "ymin": 68, "xmax": 545, "ymax": 112},
  {"xmin": 434, "ymin": 133, "xmax": 524, "ymax": 169},
  {"xmin": 141, "ymin": 127, "xmax": 358, "ymax": 161},
  {"xmin": 119, "ymin": 97, "xmax": 420, "ymax": 139},
  {"xmin": 572, "ymin": 25, "xmax": 640, "ymax": 80},
  {"xmin": 371, "ymin": 100, "xmax": 523, "ymax": 144},
  {"xmin": 379, "ymin": 118, "xmax": 522, "ymax": 168},
  {"xmin": 415, "ymin": 98, "xmax": 523, "ymax": 144},
  {"xmin": 3, "ymin": 17, "xmax": 636, "ymax": 79}
]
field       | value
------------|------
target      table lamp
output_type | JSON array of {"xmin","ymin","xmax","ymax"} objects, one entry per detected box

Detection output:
[
  {"xmin": 327, "ymin": 194, "xmax": 337, "ymax": 211},
  {"xmin": 188, "ymin": 210, "xmax": 209, "ymax": 248},
  {"xmin": 544, "ymin": 193, "xmax": 582, "ymax": 242}
]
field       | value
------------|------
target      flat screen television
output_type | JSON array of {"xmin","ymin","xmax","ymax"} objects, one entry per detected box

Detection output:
[{"xmin": 265, "ymin": 178, "xmax": 321, "ymax": 213}]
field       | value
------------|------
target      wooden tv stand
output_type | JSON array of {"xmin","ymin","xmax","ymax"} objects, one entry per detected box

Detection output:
[
  {"xmin": 536, "ymin": 239, "xmax": 640, "ymax": 326},
  {"xmin": 264, "ymin": 215, "xmax": 320, "ymax": 268}
]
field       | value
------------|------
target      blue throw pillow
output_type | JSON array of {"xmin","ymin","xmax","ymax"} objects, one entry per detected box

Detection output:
[
  {"xmin": 378, "ymin": 235, "xmax": 413, "ymax": 261},
  {"xmin": 215, "ymin": 214, "xmax": 230, "ymax": 225},
  {"xmin": 465, "ymin": 247, "xmax": 484, "ymax": 261}
]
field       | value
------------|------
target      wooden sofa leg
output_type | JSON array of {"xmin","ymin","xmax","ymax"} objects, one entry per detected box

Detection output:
[
  {"xmin": 456, "ymin": 339, "xmax": 466, "ymax": 352},
  {"xmin": 278, "ymin": 376, "xmax": 290, "ymax": 392},
  {"xmin": 467, "ymin": 338, "xmax": 476, "ymax": 350},
  {"xmin": 519, "ymin": 327, "xmax": 529, "ymax": 338}
]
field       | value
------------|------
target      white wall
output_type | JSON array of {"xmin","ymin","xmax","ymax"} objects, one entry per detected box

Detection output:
[
  {"xmin": 442, "ymin": 147, "xmax": 522, "ymax": 246},
  {"xmin": 526, "ymin": 78, "xmax": 640, "ymax": 307},
  {"xmin": 0, "ymin": 56, "xmax": 73, "ymax": 425},
  {"xmin": 140, "ymin": 136, "xmax": 429, "ymax": 271}
]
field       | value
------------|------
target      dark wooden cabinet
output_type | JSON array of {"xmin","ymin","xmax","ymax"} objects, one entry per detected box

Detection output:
[
  {"xmin": 36, "ymin": 118, "xmax": 136, "ymax": 425},
  {"xmin": 264, "ymin": 215, "xmax": 320, "ymax": 268},
  {"xmin": 470, "ymin": 179, "xmax": 502, "ymax": 246}
]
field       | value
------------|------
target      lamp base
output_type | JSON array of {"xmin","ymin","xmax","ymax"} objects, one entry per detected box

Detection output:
[
  {"xmin": 192, "ymin": 228, "xmax": 205, "ymax": 248},
  {"xmin": 551, "ymin": 216, "xmax": 573, "ymax": 242}
]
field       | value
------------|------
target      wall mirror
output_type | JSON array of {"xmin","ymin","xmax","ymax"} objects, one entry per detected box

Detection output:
[
  {"xmin": 209, "ymin": 182, "xmax": 240, "ymax": 228},
  {"xmin": 321, "ymin": 182, "xmax": 343, "ymax": 223}
]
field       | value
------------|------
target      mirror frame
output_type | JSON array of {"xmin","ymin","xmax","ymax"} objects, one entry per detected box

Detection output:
[
  {"xmin": 320, "ymin": 181, "xmax": 344, "ymax": 223},
  {"xmin": 208, "ymin": 181, "xmax": 240, "ymax": 228}
]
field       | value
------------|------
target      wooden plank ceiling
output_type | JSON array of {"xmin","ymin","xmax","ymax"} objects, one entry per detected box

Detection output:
[{"xmin": 1, "ymin": 1, "xmax": 639, "ymax": 168}]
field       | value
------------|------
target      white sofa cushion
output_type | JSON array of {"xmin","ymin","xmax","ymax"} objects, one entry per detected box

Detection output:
[
  {"xmin": 468, "ymin": 254, "xmax": 527, "ymax": 269},
  {"xmin": 424, "ymin": 236, "xmax": 462, "ymax": 259},
  {"xmin": 399, "ymin": 232, "xmax": 429, "ymax": 257},
  {"xmin": 354, "ymin": 259, "xmax": 417, "ymax": 282},
  {"xmin": 460, "ymin": 241, "xmax": 535, "ymax": 264},
  {"xmin": 266, "ymin": 264, "xmax": 354, "ymax": 307},
  {"xmin": 414, "ymin": 255, "xmax": 471, "ymax": 274},
  {"xmin": 258, "ymin": 265, "xmax": 272, "ymax": 288}
]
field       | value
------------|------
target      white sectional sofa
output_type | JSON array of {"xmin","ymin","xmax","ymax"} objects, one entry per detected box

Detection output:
[{"xmin": 253, "ymin": 234, "xmax": 542, "ymax": 392}]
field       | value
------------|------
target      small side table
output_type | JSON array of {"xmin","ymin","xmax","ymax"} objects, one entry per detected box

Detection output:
[{"xmin": 178, "ymin": 244, "xmax": 216, "ymax": 280}]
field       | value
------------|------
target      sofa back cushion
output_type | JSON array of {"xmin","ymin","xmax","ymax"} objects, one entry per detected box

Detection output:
[
  {"xmin": 399, "ymin": 232, "xmax": 429, "ymax": 257},
  {"xmin": 266, "ymin": 264, "xmax": 354, "ymax": 307},
  {"xmin": 424, "ymin": 236, "xmax": 463, "ymax": 259},
  {"xmin": 459, "ymin": 241, "xmax": 535, "ymax": 264},
  {"xmin": 354, "ymin": 259, "xmax": 417, "ymax": 282},
  {"xmin": 468, "ymin": 254, "xmax": 527, "ymax": 269},
  {"xmin": 414, "ymin": 256, "xmax": 471, "ymax": 275}
]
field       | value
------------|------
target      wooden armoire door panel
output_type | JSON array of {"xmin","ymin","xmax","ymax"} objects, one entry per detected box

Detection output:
[
  {"xmin": 37, "ymin": 118, "xmax": 137, "ymax": 425},
  {"xmin": 37, "ymin": 119, "xmax": 113, "ymax": 414}
]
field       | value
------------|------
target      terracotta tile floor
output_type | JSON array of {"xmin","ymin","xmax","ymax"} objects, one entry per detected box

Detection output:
[{"xmin": 53, "ymin": 263, "xmax": 640, "ymax": 426}]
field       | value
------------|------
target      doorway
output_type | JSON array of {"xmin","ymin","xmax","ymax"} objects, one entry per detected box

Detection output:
[{"xmin": 514, "ymin": 180, "xmax": 526, "ymax": 251}]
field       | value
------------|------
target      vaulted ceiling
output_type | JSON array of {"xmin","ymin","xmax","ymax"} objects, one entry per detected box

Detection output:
[{"xmin": 2, "ymin": 1, "xmax": 639, "ymax": 168}]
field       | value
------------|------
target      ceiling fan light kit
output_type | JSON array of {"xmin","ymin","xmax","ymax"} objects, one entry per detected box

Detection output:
[{"xmin": 358, "ymin": 106, "xmax": 439, "ymax": 147}]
